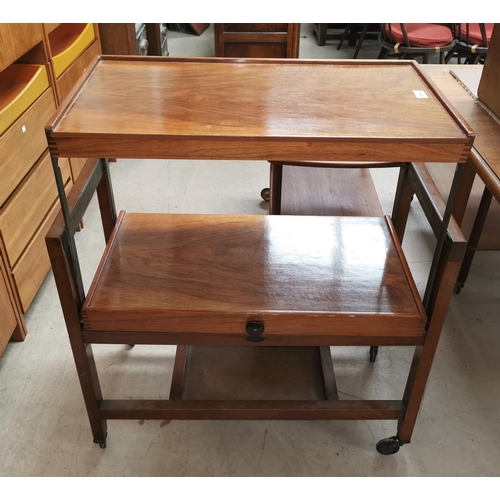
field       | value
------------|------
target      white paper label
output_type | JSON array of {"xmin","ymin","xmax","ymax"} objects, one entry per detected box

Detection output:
[
  {"xmin": 413, "ymin": 90, "xmax": 428, "ymax": 99},
  {"xmin": 22, "ymin": 125, "xmax": 26, "ymax": 133}
]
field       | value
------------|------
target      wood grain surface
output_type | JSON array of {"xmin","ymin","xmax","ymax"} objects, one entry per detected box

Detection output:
[
  {"xmin": 82, "ymin": 213, "xmax": 426, "ymax": 338},
  {"xmin": 46, "ymin": 57, "xmax": 473, "ymax": 162},
  {"xmin": 424, "ymin": 64, "xmax": 500, "ymax": 200}
]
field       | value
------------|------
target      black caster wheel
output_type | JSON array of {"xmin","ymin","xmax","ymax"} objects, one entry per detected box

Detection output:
[
  {"xmin": 261, "ymin": 188, "xmax": 270, "ymax": 202},
  {"xmin": 128, "ymin": 344, "xmax": 135, "ymax": 347},
  {"xmin": 99, "ymin": 441, "xmax": 107, "ymax": 449},
  {"xmin": 369, "ymin": 346, "xmax": 379, "ymax": 363},
  {"xmin": 454, "ymin": 283, "xmax": 464, "ymax": 295},
  {"xmin": 376, "ymin": 436, "xmax": 401, "ymax": 455}
]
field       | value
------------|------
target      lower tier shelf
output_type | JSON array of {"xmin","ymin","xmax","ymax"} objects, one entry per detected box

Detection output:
[{"xmin": 82, "ymin": 212, "xmax": 427, "ymax": 346}]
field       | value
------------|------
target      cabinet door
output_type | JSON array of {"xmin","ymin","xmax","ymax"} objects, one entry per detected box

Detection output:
[
  {"xmin": 0, "ymin": 24, "xmax": 44, "ymax": 72},
  {"xmin": 0, "ymin": 259, "xmax": 17, "ymax": 356}
]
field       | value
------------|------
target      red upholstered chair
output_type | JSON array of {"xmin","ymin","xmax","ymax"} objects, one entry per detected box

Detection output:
[
  {"xmin": 445, "ymin": 23, "xmax": 494, "ymax": 64},
  {"xmin": 378, "ymin": 23, "xmax": 455, "ymax": 63}
]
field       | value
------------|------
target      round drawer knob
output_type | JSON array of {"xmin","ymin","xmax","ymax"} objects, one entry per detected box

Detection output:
[{"xmin": 246, "ymin": 321, "xmax": 265, "ymax": 337}]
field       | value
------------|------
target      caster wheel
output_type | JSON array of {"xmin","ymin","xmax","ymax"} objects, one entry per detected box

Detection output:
[
  {"xmin": 369, "ymin": 346, "xmax": 379, "ymax": 363},
  {"xmin": 261, "ymin": 188, "xmax": 270, "ymax": 202},
  {"xmin": 98, "ymin": 441, "xmax": 107, "ymax": 449},
  {"xmin": 128, "ymin": 344, "xmax": 135, "ymax": 347},
  {"xmin": 454, "ymin": 283, "xmax": 464, "ymax": 295},
  {"xmin": 376, "ymin": 436, "xmax": 401, "ymax": 455}
]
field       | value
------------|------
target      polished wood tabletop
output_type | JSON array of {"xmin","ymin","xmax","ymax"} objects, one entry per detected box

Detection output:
[
  {"xmin": 423, "ymin": 64, "xmax": 500, "ymax": 201},
  {"xmin": 46, "ymin": 56, "xmax": 473, "ymax": 162}
]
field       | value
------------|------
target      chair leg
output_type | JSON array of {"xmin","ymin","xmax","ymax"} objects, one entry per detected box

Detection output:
[
  {"xmin": 353, "ymin": 23, "xmax": 368, "ymax": 59},
  {"xmin": 316, "ymin": 23, "xmax": 327, "ymax": 46},
  {"xmin": 422, "ymin": 52, "xmax": 429, "ymax": 64},
  {"xmin": 444, "ymin": 50, "xmax": 455, "ymax": 63},
  {"xmin": 337, "ymin": 23, "xmax": 353, "ymax": 50},
  {"xmin": 455, "ymin": 186, "xmax": 493, "ymax": 293},
  {"xmin": 269, "ymin": 163, "xmax": 283, "ymax": 215},
  {"xmin": 378, "ymin": 47, "xmax": 390, "ymax": 59},
  {"xmin": 391, "ymin": 163, "xmax": 414, "ymax": 243}
]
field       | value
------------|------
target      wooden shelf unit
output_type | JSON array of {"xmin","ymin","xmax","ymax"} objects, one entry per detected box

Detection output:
[
  {"xmin": 44, "ymin": 56, "xmax": 473, "ymax": 453},
  {"xmin": 0, "ymin": 23, "xmax": 102, "ymax": 356}
]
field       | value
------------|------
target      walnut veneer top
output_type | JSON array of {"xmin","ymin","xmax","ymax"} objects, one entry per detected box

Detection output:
[{"xmin": 46, "ymin": 56, "xmax": 473, "ymax": 162}]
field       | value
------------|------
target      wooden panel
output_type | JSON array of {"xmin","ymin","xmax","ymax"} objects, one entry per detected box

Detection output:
[
  {"xmin": 55, "ymin": 40, "xmax": 100, "ymax": 102},
  {"xmin": 68, "ymin": 156, "xmax": 87, "ymax": 181},
  {"xmin": 222, "ymin": 24, "xmax": 288, "ymax": 33},
  {"xmin": 82, "ymin": 213, "xmax": 426, "ymax": 338},
  {"xmin": 281, "ymin": 167, "xmax": 383, "ymax": 216},
  {"xmin": 0, "ymin": 152, "xmax": 70, "ymax": 267},
  {"xmin": 182, "ymin": 346, "xmax": 327, "ymax": 400},
  {"xmin": 12, "ymin": 175, "xmax": 72, "ymax": 313},
  {"xmin": 0, "ymin": 89, "xmax": 56, "ymax": 207},
  {"xmin": 478, "ymin": 24, "xmax": 500, "ymax": 118},
  {"xmin": 224, "ymin": 42, "xmax": 288, "ymax": 59},
  {"xmin": 425, "ymin": 162, "xmax": 500, "ymax": 249},
  {"xmin": 46, "ymin": 58, "xmax": 473, "ymax": 162},
  {"xmin": 0, "ymin": 24, "xmax": 44, "ymax": 73},
  {"xmin": 424, "ymin": 65, "xmax": 500, "ymax": 197},
  {"xmin": 0, "ymin": 256, "xmax": 18, "ymax": 356},
  {"xmin": 98, "ymin": 24, "xmax": 137, "ymax": 55}
]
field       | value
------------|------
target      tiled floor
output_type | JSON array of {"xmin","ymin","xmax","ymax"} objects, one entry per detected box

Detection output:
[{"xmin": 1, "ymin": 24, "xmax": 499, "ymax": 476}]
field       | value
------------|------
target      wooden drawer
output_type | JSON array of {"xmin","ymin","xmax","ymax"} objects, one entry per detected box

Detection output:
[
  {"xmin": 222, "ymin": 24, "xmax": 289, "ymax": 33},
  {"xmin": 0, "ymin": 64, "xmax": 50, "ymax": 136},
  {"xmin": 0, "ymin": 257, "xmax": 18, "ymax": 356},
  {"xmin": 56, "ymin": 39, "xmax": 100, "ymax": 102},
  {"xmin": 0, "ymin": 24, "xmax": 45, "ymax": 73},
  {"xmin": 0, "ymin": 152, "xmax": 71, "ymax": 267},
  {"xmin": 12, "ymin": 176, "xmax": 72, "ymax": 313},
  {"xmin": 0, "ymin": 89, "xmax": 56, "ymax": 207},
  {"xmin": 49, "ymin": 23, "xmax": 96, "ymax": 78},
  {"xmin": 44, "ymin": 24, "xmax": 61, "ymax": 35}
]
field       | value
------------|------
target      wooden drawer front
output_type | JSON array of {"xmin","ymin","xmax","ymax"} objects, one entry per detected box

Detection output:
[
  {"xmin": 0, "ymin": 24, "xmax": 44, "ymax": 73},
  {"xmin": 224, "ymin": 42, "xmax": 288, "ymax": 59},
  {"xmin": 222, "ymin": 24, "xmax": 288, "ymax": 33},
  {"xmin": 0, "ymin": 89, "xmax": 56, "ymax": 207},
  {"xmin": 0, "ymin": 259, "xmax": 18, "ymax": 356},
  {"xmin": 50, "ymin": 23, "xmax": 96, "ymax": 77},
  {"xmin": 56, "ymin": 40, "xmax": 100, "ymax": 102},
  {"xmin": 0, "ymin": 152, "xmax": 71, "ymax": 267},
  {"xmin": 12, "ymin": 177, "xmax": 72, "ymax": 313}
]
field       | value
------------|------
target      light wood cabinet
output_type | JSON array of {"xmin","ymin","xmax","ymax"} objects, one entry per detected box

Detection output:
[{"xmin": 0, "ymin": 23, "xmax": 101, "ymax": 355}]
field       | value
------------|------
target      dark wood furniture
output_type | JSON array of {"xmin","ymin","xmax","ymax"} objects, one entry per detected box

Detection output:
[
  {"xmin": 214, "ymin": 24, "xmax": 300, "ymax": 58},
  {"xmin": 98, "ymin": 24, "xmax": 168, "ymax": 56},
  {"xmin": 0, "ymin": 23, "xmax": 101, "ymax": 355},
  {"xmin": 45, "ymin": 56, "xmax": 473, "ymax": 454}
]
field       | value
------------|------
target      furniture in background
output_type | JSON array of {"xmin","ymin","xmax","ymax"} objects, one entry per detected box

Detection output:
[
  {"xmin": 98, "ymin": 24, "xmax": 168, "ymax": 56},
  {"xmin": 378, "ymin": 23, "xmax": 455, "ymax": 63},
  {"xmin": 45, "ymin": 57, "xmax": 472, "ymax": 454},
  {"xmin": 398, "ymin": 25, "xmax": 500, "ymax": 293},
  {"xmin": 313, "ymin": 23, "xmax": 351, "ymax": 46},
  {"xmin": 0, "ymin": 23, "xmax": 102, "ymax": 356},
  {"xmin": 445, "ymin": 23, "xmax": 494, "ymax": 64},
  {"xmin": 214, "ymin": 24, "xmax": 300, "ymax": 58},
  {"xmin": 337, "ymin": 23, "xmax": 382, "ymax": 59}
]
